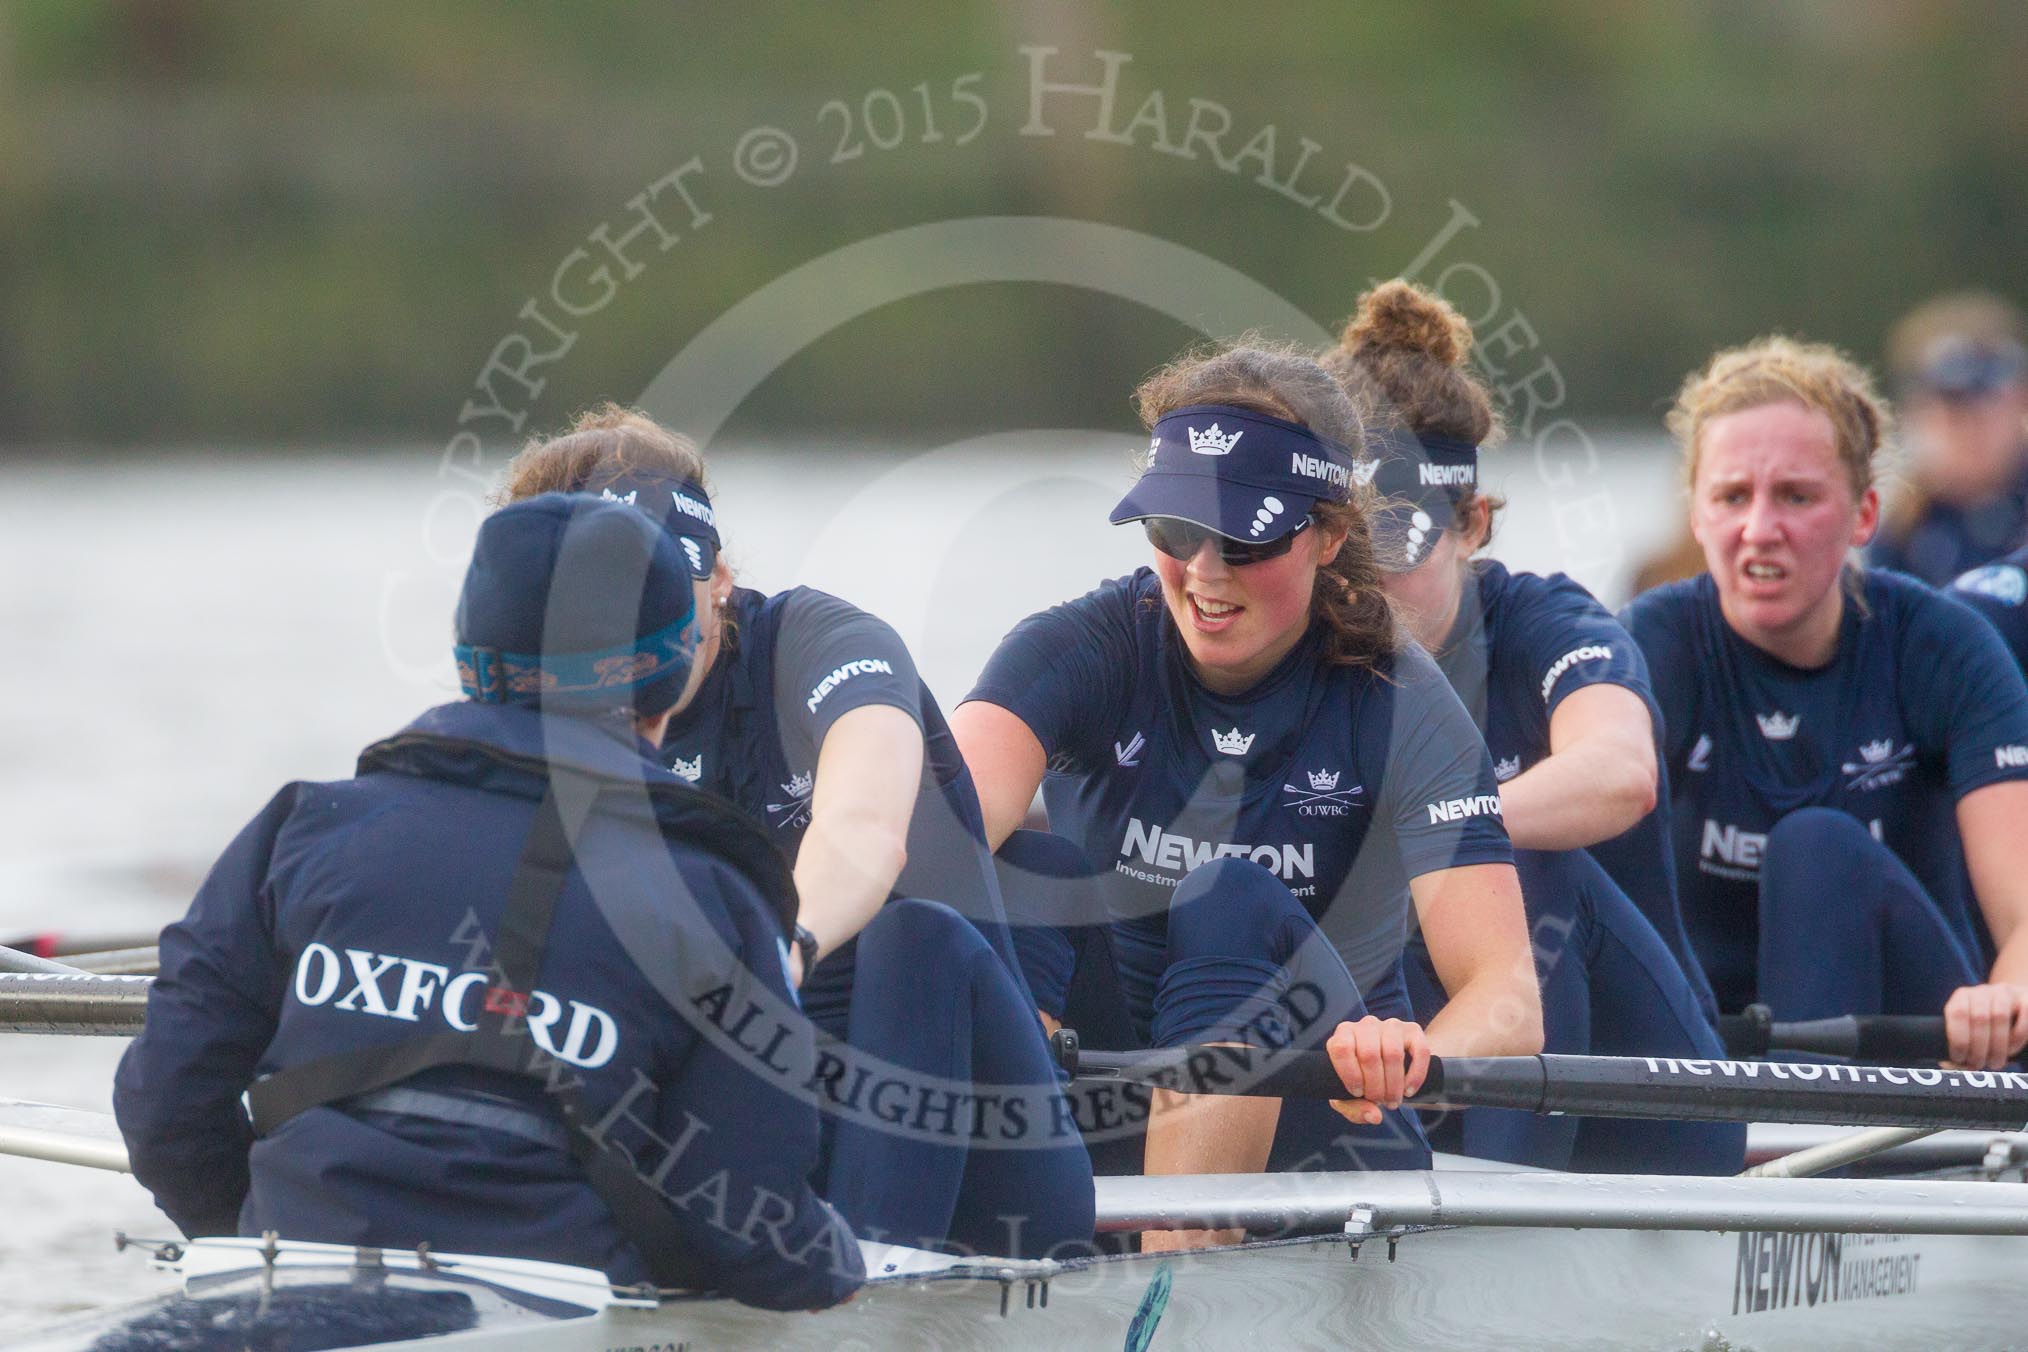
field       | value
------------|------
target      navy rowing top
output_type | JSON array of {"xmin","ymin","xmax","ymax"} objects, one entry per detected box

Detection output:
[
  {"xmin": 1435, "ymin": 560, "xmax": 1648, "ymax": 779},
  {"xmin": 1431, "ymin": 560, "xmax": 1707, "ymax": 1002},
  {"xmin": 1620, "ymin": 569, "xmax": 2028, "ymax": 1011},
  {"xmin": 967, "ymin": 568, "xmax": 1511, "ymax": 1014},
  {"xmin": 659, "ymin": 586, "xmax": 1023, "ymax": 1007}
]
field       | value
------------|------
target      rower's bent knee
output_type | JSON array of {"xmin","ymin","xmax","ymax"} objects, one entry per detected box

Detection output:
[
  {"xmin": 1170, "ymin": 859, "xmax": 1304, "ymax": 949},
  {"xmin": 860, "ymin": 896, "xmax": 994, "ymax": 971}
]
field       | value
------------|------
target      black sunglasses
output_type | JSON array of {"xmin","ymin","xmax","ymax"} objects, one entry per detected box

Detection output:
[{"xmin": 1143, "ymin": 515, "xmax": 1312, "ymax": 566}]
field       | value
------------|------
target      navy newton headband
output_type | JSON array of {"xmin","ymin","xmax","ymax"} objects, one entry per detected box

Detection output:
[
  {"xmin": 1109, "ymin": 404, "xmax": 1358, "ymax": 544},
  {"xmin": 1362, "ymin": 425, "xmax": 1484, "ymax": 572},
  {"xmin": 593, "ymin": 474, "xmax": 720, "ymax": 579}
]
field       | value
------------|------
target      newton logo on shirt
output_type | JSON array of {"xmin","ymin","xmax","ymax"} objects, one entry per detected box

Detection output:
[
  {"xmin": 805, "ymin": 658, "xmax": 895, "ymax": 713},
  {"xmin": 1426, "ymin": 793, "xmax": 1502, "ymax": 825},
  {"xmin": 1539, "ymin": 645, "xmax": 1612, "ymax": 702}
]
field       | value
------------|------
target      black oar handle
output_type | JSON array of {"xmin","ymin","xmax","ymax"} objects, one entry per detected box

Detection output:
[
  {"xmin": 1051, "ymin": 1031, "xmax": 2028, "ymax": 1132},
  {"xmin": 1718, "ymin": 1004, "xmax": 1950, "ymax": 1062}
]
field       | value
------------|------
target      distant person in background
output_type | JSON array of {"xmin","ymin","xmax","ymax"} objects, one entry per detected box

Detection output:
[
  {"xmin": 1869, "ymin": 292, "xmax": 2028, "ymax": 584},
  {"xmin": 499, "ymin": 406, "xmax": 1093, "ymax": 1259},
  {"xmin": 1623, "ymin": 336, "xmax": 2028, "ymax": 1069},
  {"xmin": 1321, "ymin": 281, "xmax": 1736, "ymax": 1173}
]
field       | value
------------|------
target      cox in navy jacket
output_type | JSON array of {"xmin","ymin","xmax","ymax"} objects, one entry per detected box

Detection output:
[{"xmin": 112, "ymin": 700, "xmax": 862, "ymax": 1311}]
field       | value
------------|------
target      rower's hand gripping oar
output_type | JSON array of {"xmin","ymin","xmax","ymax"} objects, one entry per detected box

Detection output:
[
  {"xmin": 1719, "ymin": 1002, "xmax": 1951, "ymax": 1063},
  {"xmin": 1049, "ymin": 1029, "xmax": 2028, "ymax": 1133}
]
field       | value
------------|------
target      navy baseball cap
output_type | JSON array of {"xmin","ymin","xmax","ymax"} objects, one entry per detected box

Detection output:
[
  {"xmin": 1109, "ymin": 404, "xmax": 1357, "ymax": 542},
  {"xmin": 454, "ymin": 493, "xmax": 700, "ymax": 717},
  {"xmin": 1362, "ymin": 426, "xmax": 1482, "ymax": 573},
  {"xmin": 1909, "ymin": 335, "xmax": 2028, "ymax": 402}
]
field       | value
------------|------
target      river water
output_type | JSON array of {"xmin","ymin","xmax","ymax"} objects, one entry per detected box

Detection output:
[{"xmin": 0, "ymin": 435, "xmax": 1681, "ymax": 1331}]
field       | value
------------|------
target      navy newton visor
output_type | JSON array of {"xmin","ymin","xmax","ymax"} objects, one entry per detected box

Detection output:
[
  {"xmin": 1110, "ymin": 404, "xmax": 1358, "ymax": 543},
  {"xmin": 590, "ymin": 473, "xmax": 720, "ymax": 579}
]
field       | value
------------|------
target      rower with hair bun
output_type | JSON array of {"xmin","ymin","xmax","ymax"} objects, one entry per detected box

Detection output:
[
  {"xmin": 1321, "ymin": 280, "xmax": 1741, "ymax": 1173},
  {"xmin": 1625, "ymin": 337, "xmax": 2028, "ymax": 1069},
  {"xmin": 955, "ymin": 341, "xmax": 1543, "ymax": 1251}
]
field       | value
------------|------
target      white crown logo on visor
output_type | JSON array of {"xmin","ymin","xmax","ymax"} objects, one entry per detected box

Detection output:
[
  {"xmin": 1188, "ymin": 424, "xmax": 1243, "ymax": 456},
  {"xmin": 600, "ymin": 487, "xmax": 638, "ymax": 506},
  {"xmin": 1249, "ymin": 496, "xmax": 1287, "ymax": 538},
  {"xmin": 1352, "ymin": 460, "xmax": 1381, "ymax": 486}
]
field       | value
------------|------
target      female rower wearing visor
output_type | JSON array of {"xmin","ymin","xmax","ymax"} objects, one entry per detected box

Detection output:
[
  {"xmin": 1624, "ymin": 337, "xmax": 2028, "ymax": 1070},
  {"xmin": 952, "ymin": 344, "xmax": 1542, "ymax": 1250},
  {"xmin": 1321, "ymin": 281, "xmax": 1740, "ymax": 1172},
  {"xmin": 500, "ymin": 405, "xmax": 1094, "ymax": 1260}
]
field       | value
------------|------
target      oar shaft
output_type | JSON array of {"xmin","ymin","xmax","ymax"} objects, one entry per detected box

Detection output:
[
  {"xmin": 1742, "ymin": 1126, "xmax": 1940, "ymax": 1179},
  {"xmin": 1058, "ymin": 1037, "xmax": 2028, "ymax": 1132},
  {"xmin": 0, "ymin": 943, "xmax": 87, "ymax": 976},
  {"xmin": 0, "ymin": 1124, "xmax": 130, "ymax": 1173}
]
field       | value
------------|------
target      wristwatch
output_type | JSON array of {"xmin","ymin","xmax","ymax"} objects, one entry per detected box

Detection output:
[{"xmin": 792, "ymin": 923, "xmax": 820, "ymax": 974}]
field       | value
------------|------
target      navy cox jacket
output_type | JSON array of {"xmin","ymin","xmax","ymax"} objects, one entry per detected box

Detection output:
[{"xmin": 112, "ymin": 700, "xmax": 862, "ymax": 1310}]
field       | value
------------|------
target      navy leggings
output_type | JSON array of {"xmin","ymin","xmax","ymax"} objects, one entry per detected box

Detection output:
[
  {"xmin": 1001, "ymin": 832, "xmax": 1429, "ymax": 1174},
  {"xmin": 1407, "ymin": 847, "xmax": 1744, "ymax": 1174},
  {"xmin": 1755, "ymin": 808, "xmax": 1981, "ymax": 1020},
  {"xmin": 810, "ymin": 897, "xmax": 1094, "ymax": 1258}
]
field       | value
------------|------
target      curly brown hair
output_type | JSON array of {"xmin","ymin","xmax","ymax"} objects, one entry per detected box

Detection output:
[
  {"xmin": 1132, "ymin": 340, "xmax": 1398, "ymax": 670},
  {"xmin": 496, "ymin": 403, "xmax": 713, "ymax": 506}
]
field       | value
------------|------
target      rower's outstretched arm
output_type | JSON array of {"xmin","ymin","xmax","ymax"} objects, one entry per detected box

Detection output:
[
  {"xmin": 950, "ymin": 700, "xmax": 1047, "ymax": 852},
  {"xmin": 1950, "ymin": 780, "xmax": 2028, "ymax": 1068},
  {"xmin": 1498, "ymin": 683, "xmax": 1658, "ymax": 851},
  {"xmin": 792, "ymin": 703, "xmax": 924, "ymax": 980},
  {"xmin": 1412, "ymin": 861, "xmax": 1545, "ymax": 1059}
]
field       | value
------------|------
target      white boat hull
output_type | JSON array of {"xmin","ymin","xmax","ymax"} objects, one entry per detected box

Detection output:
[{"xmin": 21, "ymin": 1179, "xmax": 2028, "ymax": 1352}]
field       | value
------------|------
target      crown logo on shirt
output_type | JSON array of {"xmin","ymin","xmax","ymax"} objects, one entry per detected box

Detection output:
[
  {"xmin": 1756, "ymin": 711, "xmax": 1801, "ymax": 740},
  {"xmin": 669, "ymin": 752, "xmax": 701, "ymax": 782},
  {"xmin": 600, "ymin": 487, "xmax": 638, "ymax": 506},
  {"xmin": 1212, "ymin": 727, "xmax": 1256, "ymax": 756},
  {"xmin": 785, "ymin": 770, "xmax": 814, "ymax": 798},
  {"xmin": 1858, "ymin": 738, "xmax": 1895, "ymax": 764},
  {"xmin": 1307, "ymin": 768, "xmax": 1340, "ymax": 791},
  {"xmin": 1188, "ymin": 424, "xmax": 1243, "ymax": 456},
  {"xmin": 1494, "ymin": 755, "xmax": 1522, "ymax": 782}
]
